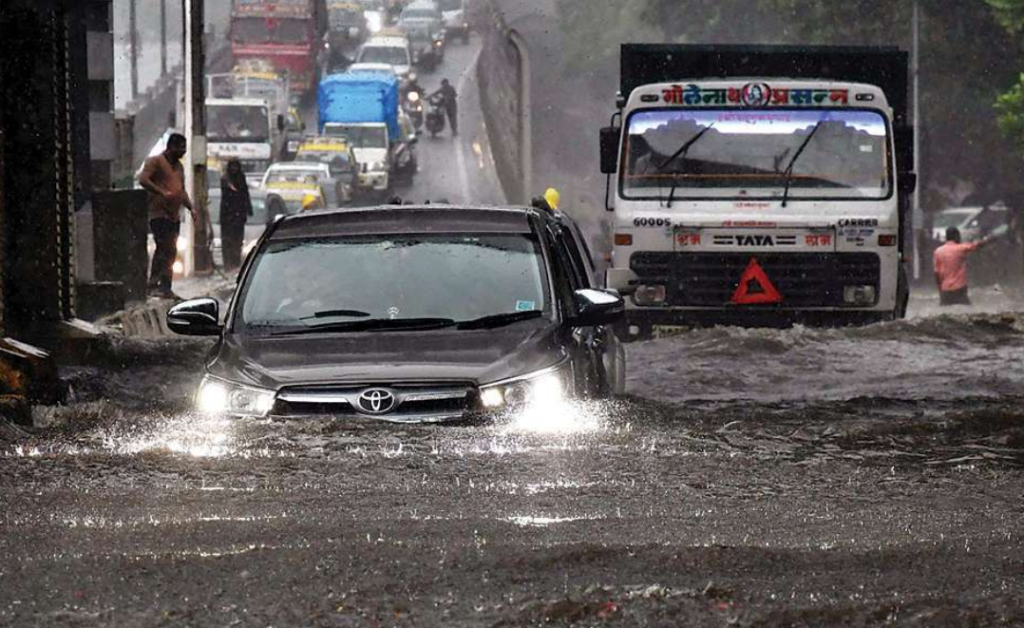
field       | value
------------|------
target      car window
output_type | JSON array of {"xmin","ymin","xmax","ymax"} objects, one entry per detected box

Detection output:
[
  {"xmin": 238, "ymin": 234, "xmax": 551, "ymax": 330},
  {"xmin": 556, "ymin": 224, "xmax": 595, "ymax": 289},
  {"xmin": 544, "ymin": 227, "xmax": 582, "ymax": 317},
  {"xmin": 976, "ymin": 209, "xmax": 1006, "ymax": 233}
]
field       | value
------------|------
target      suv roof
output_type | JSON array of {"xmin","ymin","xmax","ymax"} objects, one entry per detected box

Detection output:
[{"xmin": 268, "ymin": 205, "xmax": 551, "ymax": 240}]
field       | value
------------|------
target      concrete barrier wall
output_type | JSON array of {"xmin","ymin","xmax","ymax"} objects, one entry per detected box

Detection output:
[{"xmin": 475, "ymin": 3, "xmax": 524, "ymax": 204}]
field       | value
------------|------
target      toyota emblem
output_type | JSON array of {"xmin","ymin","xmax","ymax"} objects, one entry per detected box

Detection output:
[{"xmin": 357, "ymin": 388, "xmax": 397, "ymax": 415}]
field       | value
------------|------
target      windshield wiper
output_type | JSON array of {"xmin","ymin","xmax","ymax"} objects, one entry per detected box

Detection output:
[
  {"xmin": 779, "ymin": 122, "xmax": 823, "ymax": 208},
  {"xmin": 456, "ymin": 310, "xmax": 544, "ymax": 330},
  {"xmin": 272, "ymin": 318, "xmax": 456, "ymax": 335},
  {"xmin": 658, "ymin": 123, "xmax": 715, "ymax": 209},
  {"xmin": 300, "ymin": 309, "xmax": 371, "ymax": 321}
]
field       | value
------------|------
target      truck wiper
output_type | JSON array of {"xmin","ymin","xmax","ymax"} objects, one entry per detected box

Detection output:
[
  {"xmin": 658, "ymin": 124, "xmax": 714, "ymax": 209},
  {"xmin": 779, "ymin": 122, "xmax": 823, "ymax": 208},
  {"xmin": 456, "ymin": 310, "xmax": 544, "ymax": 330},
  {"xmin": 273, "ymin": 318, "xmax": 457, "ymax": 335}
]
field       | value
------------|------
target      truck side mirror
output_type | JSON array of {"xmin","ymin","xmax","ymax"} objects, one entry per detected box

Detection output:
[
  {"xmin": 277, "ymin": 114, "xmax": 286, "ymax": 132},
  {"xmin": 600, "ymin": 126, "xmax": 619, "ymax": 174}
]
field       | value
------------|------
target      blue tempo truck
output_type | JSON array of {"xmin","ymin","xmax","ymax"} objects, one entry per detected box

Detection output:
[{"xmin": 317, "ymin": 71, "xmax": 417, "ymax": 193}]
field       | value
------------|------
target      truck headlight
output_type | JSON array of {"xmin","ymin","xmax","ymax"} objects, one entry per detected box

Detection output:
[
  {"xmin": 480, "ymin": 362, "xmax": 571, "ymax": 410},
  {"xmin": 286, "ymin": 140, "xmax": 300, "ymax": 153},
  {"xmin": 196, "ymin": 376, "xmax": 275, "ymax": 418}
]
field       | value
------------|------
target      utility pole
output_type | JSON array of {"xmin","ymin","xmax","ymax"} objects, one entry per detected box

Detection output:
[
  {"xmin": 129, "ymin": 0, "xmax": 139, "ymax": 100},
  {"xmin": 160, "ymin": 0, "xmax": 168, "ymax": 77},
  {"xmin": 912, "ymin": 0, "xmax": 923, "ymax": 280},
  {"xmin": 183, "ymin": 0, "xmax": 213, "ymax": 276}
]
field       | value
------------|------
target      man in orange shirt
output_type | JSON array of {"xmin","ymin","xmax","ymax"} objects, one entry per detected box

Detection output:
[
  {"xmin": 933, "ymin": 226, "xmax": 991, "ymax": 306},
  {"xmin": 138, "ymin": 133, "xmax": 195, "ymax": 299}
]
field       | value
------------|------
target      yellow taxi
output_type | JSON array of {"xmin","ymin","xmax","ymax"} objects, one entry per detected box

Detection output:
[{"xmin": 294, "ymin": 136, "xmax": 359, "ymax": 204}]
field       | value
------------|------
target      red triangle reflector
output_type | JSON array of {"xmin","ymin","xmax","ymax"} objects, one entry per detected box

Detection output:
[{"xmin": 731, "ymin": 258, "xmax": 782, "ymax": 305}]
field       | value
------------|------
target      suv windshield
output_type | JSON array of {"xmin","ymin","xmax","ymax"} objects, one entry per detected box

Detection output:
[
  {"xmin": 207, "ymin": 105, "xmax": 270, "ymax": 142},
  {"xmin": 623, "ymin": 108, "xmax": 891, "ymax": 201},
  {"xmin": 437, "ymin": 0, "xmax": 462, "ymax": 10},
  {"xmin": 239, "ymin": 234, "xmax": 549, "ymax": 331},
  {"xmin": 358, "ymin": 46, "xmax": 409, "ymax": 66}
]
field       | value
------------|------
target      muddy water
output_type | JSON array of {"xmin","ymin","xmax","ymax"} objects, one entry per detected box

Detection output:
[{"xmin": 2, "ymin": 293, "xmax": 1023, "ymax": 626}]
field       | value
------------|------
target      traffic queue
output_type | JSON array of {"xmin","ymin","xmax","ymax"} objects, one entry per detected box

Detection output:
[{"xmin": 199, "ymin": 0, "xmax": 469, "ymax": 268}]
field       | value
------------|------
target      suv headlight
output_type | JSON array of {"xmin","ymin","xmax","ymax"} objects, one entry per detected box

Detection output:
[
  {"xmin": 479, "ymin": 362, "xmax": 572, "ymax": 410},
  {"xmin": 196, "ymin": 376, "xmax": 275, "ymax": 418}
]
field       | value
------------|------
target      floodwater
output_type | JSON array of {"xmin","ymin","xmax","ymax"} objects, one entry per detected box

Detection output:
[{"xmin": 2, "ymin": 288, "xmax": 1023, "ymax": 626}]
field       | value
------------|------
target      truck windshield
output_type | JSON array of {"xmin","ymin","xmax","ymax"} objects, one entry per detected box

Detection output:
[
  {"xmin": 207, "ymin": 105, "xmax": 270, "ymax": 142},
  {"xmin": 239, "ymin": 234, "xmax": 549, "ymax": 331},
  {"xmin": 325, "ymin": 125, "xmax": 388, "ymax": 149},
  {"xmin": 232, "ymin": 17, "xmax": 310, "ymax": 44},
  {"xmin": 329, "ymin": 9, "xmax": 360, "ymax": 28},
  {"xmin": 622, "ymin": 109, "xmax": 891, "ymax": 201}
]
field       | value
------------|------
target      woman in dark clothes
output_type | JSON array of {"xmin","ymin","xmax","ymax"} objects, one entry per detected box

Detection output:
[{"xmin": 220, "ymin": 158, "xmax": 253, "ymax": 271}]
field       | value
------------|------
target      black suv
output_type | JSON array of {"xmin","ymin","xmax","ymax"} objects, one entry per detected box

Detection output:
[{"xmin": 168, "ymin": 205, "xmax": 626, "ymax": 423}]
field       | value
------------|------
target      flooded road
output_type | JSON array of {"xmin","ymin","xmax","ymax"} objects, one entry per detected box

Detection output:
[{"xmin": 3, "ymin": 289, "xmax": 1024, "ymax": 626}]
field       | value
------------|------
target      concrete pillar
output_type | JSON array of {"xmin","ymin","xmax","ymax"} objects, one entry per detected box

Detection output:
[{"xmin": 0, "ymin": 0, "xmax": 91, "ymax": 337}]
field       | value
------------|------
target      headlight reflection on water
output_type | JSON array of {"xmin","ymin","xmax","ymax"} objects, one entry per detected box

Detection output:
[{"xmin": 103, "ymin": 412, "xmax": 236, "ymax": 458}]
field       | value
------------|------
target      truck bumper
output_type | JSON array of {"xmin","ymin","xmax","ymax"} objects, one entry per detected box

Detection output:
[{"xmin": 621, "ymin": 307, "xmax": 892, "ymax": 331}]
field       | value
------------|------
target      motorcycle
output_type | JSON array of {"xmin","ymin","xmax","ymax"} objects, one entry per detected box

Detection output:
[
  {"xmin": 425, "ymin": 94, "xmax": 447, "ymax": 138},
  {"xmin": 402, "ymin": 78, "xmax": 425, "ymax": 129}
]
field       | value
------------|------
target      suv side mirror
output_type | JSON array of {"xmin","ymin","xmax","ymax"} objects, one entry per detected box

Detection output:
[
  {"xmin": 570, "ymin": 289, "xmax": 624, "ymax": 327},
  {"xmin": 599, "ymin": 126, "xmax": 620, "ymax": 174},
  {"xmin": 898, "ymin": 172, "xmax": 917, "ymax": 195},
  {"xmin": 167, "ymin": 298, "xmax": 222, "ymax": 336}
]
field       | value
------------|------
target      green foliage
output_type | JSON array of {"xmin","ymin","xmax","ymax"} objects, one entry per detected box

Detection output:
[
  {"xmin": 996, "ymin": 74, "xmax": 1024, "ymax": 150},
  {"xmin": 986, "ymin": 0, "xmax": 1024, "ymax": 33}
]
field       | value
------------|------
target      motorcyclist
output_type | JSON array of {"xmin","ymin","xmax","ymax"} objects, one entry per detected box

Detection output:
[{"xmin": 430, "ymin": 78, "xmax": 458, "ymax": 136}]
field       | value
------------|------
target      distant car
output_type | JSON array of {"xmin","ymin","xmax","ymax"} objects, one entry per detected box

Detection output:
[
  {"xmin": 167, "ymin": 204, "xmax": 627, "ymax": 423},
  {"xmin": 931, "ymin": 205, "xmax": 1010, "ymax": 243},
  {"xmin": 261, "ymin": 162, "xmax": 333, "ymax": 213},
  {"xmin": 356, "ymin": 35, "xmax": 413, "ymax": 80},
  {"xmin": 294, "ymin": 137, "xmax": 360, "ymax": 204},
  {"xmin": 437, "ymin": 0, "xmax": 469, "ymax": 43},
  {"xmin": 398, "ymin": 0, "xmax": 446, "ymax": 68}
]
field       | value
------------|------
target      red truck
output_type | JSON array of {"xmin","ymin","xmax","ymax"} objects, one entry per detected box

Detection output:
[{"xmin": 230, "ymin": 0, "xmax": 328, "ymax": 98}]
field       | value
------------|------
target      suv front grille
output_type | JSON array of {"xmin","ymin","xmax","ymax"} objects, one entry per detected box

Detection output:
[
  {"xmin": 631, "ymin": 252, "xmax": 881, "ymax": 308},
  {"xmin": 273, "ymin": 383, "xmax": 477, "ymax": 423}
]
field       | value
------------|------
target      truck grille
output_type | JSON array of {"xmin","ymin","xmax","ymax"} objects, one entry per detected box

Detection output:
[
  {"xmin": 630, "ymin": 252, "xmax": 881, "ymax": 308},
  {"xmin": 273, "ymin": 383, "xmax": 477, "ymax": 423}
]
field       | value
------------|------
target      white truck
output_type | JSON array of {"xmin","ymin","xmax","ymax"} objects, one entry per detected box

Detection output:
[
  {"xmin": 205, "ymin": 98, "xmax": 278, "ymax": 184},
  {"xmin": 601, "ymin": 45, "xmax": 916, "ymax": 336}
]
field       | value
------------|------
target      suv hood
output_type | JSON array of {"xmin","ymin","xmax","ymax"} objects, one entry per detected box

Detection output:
[{"xmin": 208, "ymin": 321, "xmax": 565, "ymax": 391}]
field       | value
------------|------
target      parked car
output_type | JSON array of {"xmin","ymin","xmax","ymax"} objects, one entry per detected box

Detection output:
[
  {"xmin": 167, "ymin": 204, "xmax": 627, "ymax": 423},
  {"xmin": 931, "ymin": 205, "xmax": 1010, "ymax": 244}
]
